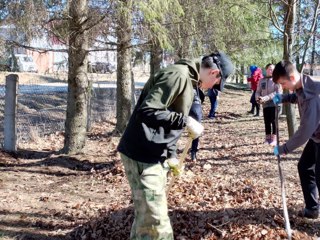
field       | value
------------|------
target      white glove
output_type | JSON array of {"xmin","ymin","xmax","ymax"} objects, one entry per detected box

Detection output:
[
  {"xmin": 186, "ymin": 116, "xmax": 204, "ymax": 139},
  {"xmin": 164, "ymin": 158, "xmax": 183, "ymax": 176}
]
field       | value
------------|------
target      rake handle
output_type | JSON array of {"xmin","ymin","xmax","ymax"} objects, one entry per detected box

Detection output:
[
  {"xmin": 166, "ymin": 137, "xmax": 193, "ymax": 196},
  {"xmin": 275, "ymin": 105, "xmax": 292, "ymax": 240}
]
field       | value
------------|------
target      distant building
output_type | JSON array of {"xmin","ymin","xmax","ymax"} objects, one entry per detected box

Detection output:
[{"xmin": 0, "ymin": 25, "xmax": 117, "ymax": 74}]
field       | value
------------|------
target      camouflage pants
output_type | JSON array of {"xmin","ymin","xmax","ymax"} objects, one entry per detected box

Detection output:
[{"xmin": 121, "ymin": 154, "xmax": 173, "ymax": 240}]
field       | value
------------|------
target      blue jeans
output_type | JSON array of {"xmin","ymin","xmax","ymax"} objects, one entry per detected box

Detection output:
[
  {"xmin": 208, "ymin": 89, "xmax": 218, "ymax": 118},
  {"xmin": 189, "ymin": 103, "xmax": 202, "ymax": 153}
]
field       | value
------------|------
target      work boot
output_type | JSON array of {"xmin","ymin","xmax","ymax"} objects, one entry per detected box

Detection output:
[
  {"xmin": 270, "ymin": 135, "xmax": 277, "ymax": 146},
  {"xmin": 265, "ymin": 135, "xmax": 271, "ymax": 144},
  {"xmin": 299, "ymin": 208, "xmax": 319, "ymax": 219},
  {"xmin": 191, "ymin": 151, "xmax": 197, "ymax": 161}
]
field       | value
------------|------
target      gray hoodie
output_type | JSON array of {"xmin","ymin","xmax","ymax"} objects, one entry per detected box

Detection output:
[
  {"xmin": 255, "ymin": 77, "xmax": 282, "ymax": 108},
  {"xmin": 280, "ymin": 75, "xmax": 320, "ymax": 154}
]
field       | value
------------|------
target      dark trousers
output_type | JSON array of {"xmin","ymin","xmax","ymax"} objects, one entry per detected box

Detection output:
[
  {"xmin": 250, "ymin": 91, "xmax": 260, "ymax": 114},
  {"xmin": 263, "ymin": 107, "xmax": 276, "ymax": 135},
  {"xmin": 208, "ymin": 90, "xmax": 218, "ymax": 118},
  {"xmin": 189, "ymin": 103, "xmax": 202, "ymax": 153},
  {"xmin": 298, "ymin": 139, "xmax": 320, "ymax": 210}
]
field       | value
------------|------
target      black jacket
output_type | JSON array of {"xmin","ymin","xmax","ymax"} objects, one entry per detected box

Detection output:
[{"xmin": 117, "ymin": 59, "xmax": 200, "ymax": 163}]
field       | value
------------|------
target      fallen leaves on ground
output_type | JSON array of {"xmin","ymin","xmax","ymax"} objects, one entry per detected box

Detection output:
[{"xmin": 1, "ymin": 88, "xmax": 319, "ymax": 240}]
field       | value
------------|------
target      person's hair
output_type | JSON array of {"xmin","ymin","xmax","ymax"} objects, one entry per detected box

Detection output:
[
  {"xmin": 265, "ymin": 63, "xmax": 274, "ymax": 69},
  {"xmin": 201, "ymin": 55, "xmax": 219, "ymax": 69},
  {"xmin": 272, "ymin": 60, "xmax": 296, "ymax": 83}
]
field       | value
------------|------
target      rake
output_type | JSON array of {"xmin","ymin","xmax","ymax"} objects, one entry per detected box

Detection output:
[
  {"xmin": 166, "ymin": 137, "xmax": 193, "ymax": 196},
  {"xmin": 275, "ymin": 105, "xmax": 292, "ymax": 240}
]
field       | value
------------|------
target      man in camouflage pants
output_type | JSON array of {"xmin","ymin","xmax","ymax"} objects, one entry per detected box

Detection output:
[{"xmin": 118, "ymin": 52, "xmax": 234, "ymax": 239}]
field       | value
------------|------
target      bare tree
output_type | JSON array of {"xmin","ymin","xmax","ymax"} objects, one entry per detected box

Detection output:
[
  {"xmin": 116, "ymin": 0, "xmax": 134, "ymax": 133},
  {"xmin": 310, "ymin": 27, "xmax": 317, "ymax": 75},
  {"xmin": 63, "ymin": 0, "xmax": 89, "ymax": 154},
  {"xmin": 283, "ymin": 0, "xmax": 298, "ymax": 138},
  {"xmin": 150, "ymin": 39, "xmax": 162, "ymax": 76}
]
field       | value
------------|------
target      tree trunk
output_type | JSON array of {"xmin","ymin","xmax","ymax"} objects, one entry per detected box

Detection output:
[
  {"xmin": 311, "ymin": 31, "xmax": 316, "ymax": 76},
  {"xmin": 235, "ymin": 63, "xmax": 239, "ymax": 84},
  {"xmin": 283, "ymin": 0, "xmax": 297, "ymax": 138},
  {"xmin": 63, "ymin": 0, "xmax": 89, "ymax": 154},
  {"xmin": 116, "ymin": 0, "xmax": 133, "ymax": 133},
  {"xmin": 295, "ymin": 0, "xmax": 301, "ymax": 68},
  {"xmin": 241, "ymin": 64, "xmax": 245, "ymax": 84},
  {"xmin": 150, "ymin": 41, "xmax": 162, "ymax": 76}
]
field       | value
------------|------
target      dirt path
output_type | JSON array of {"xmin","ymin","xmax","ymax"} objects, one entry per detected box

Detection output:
[{"xmin": 0, "ymin": 88, "xmax": 319, "ymax": 240}]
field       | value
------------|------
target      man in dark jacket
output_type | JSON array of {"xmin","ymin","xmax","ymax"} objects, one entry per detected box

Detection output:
[
  {"xmin": 118, "ymin": 52, "xmax": 234, "ymax": 239},
  {"xmin": 273, "ymin": 60, "xmax": 320, "ymax": 219}
]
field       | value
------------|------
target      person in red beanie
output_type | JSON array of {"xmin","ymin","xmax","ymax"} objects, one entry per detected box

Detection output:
[{"xmin": 247, "ymin": 66, "xmax": 264, "ymax": 116}]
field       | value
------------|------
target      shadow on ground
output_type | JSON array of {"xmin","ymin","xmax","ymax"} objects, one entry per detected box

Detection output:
[
  {"xmin": 66, "ymin": 206, "xmax": 320, "ymax": 240},
  {"xmin": 0, "ymin": 150, "xmax": 118, "ymax": 176},
  {"xmin": 1, "ymin": 204, "xmax": 319, "ymax": 239}
]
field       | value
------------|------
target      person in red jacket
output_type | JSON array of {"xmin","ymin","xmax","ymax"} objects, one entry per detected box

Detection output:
[{"xmin": 247, "ymin": 66, "xmax": 264, "ymax": 116}]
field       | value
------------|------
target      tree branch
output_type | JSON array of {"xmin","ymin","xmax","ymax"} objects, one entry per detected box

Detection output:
[
  {"xmin": 299, "ymin": 0, "xmax": 320, "ymax": 66},
  {"xmin": 269, "ymin": 0, "xmax": 284, "ymax": 33}
]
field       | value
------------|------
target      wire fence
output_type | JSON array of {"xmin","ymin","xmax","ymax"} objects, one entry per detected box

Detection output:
[
  {"xmin": 17, "ymin": 80, "xmax": 68, "ymax": 143},
  {"xmin": 0, "ymin": 72, "xmax": 142, "ymax": 148}
]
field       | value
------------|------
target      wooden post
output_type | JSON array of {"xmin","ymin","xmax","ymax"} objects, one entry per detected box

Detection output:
[{"xmin": 4, "ymin": 74, "xmax": 18, "ymax": 152}]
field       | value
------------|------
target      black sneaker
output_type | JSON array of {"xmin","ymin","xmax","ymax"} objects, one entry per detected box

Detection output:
[{"xmin": 299, "ymin": 208, "xmax": 319, "ymax": 219}]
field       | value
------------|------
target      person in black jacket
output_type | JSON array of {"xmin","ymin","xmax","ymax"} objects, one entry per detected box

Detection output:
[{"xmin": 117, "ymin": 52, "xmax": 234, "ymax": 239}]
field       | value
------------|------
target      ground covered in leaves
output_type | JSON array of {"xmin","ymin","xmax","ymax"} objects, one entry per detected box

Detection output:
[{"xmin": 1, "ymin": 87, "xmax": 319, "ymax": 240}]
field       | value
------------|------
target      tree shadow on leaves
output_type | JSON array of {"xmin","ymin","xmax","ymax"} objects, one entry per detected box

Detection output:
[
  {"xmin": 195, "ymin": 150, "xmax": 300, "ymax": 163},
  {"xmin": 7, "ymin": 149, "xmax": 58, "ymax": 160},
  {"xmin": 66, "ymin": 206, "xmax": 319, "ymax": 240},
  {"xmin": 199, "ymin": 142, "xmax": 260, "ymax": 152},
  {"xmin": 0, "ymin": 154, "xmax": 119, "ymax": 176},
  {"xmin": 0, "ymin": 209, "xmax": 74, "ymax": 240}
]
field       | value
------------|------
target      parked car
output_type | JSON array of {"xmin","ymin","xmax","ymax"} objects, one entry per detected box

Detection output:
[
  {"xmin": 88, "ymin": 62, "xmax": 116, "ymax": 74},
  {"xmin": 9, "ymin": 54, "xmax": 38, "ymax": 72}
]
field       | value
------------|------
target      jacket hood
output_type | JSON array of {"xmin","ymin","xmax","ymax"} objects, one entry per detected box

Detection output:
[
  {"xmin": 175, "ymin": 58, "xmax": 200, "ymax": 85},
  {"xmin": 302, "ymin": 75, "xmax": 320, "ymax": 100}
]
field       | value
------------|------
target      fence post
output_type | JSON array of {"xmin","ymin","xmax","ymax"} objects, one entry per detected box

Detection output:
[
  {"xmin": 4, "ymin": 74, "xmax": 18, "ymax": 152},
  {"xmin": 86, "ymin": 80, "xmax": 93, "ymax": 132}
]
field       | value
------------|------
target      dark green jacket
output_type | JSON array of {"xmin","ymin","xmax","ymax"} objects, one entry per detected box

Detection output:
[{"xmin": 117, "ymin": 59, "xmax": 200, "ymax": 163}]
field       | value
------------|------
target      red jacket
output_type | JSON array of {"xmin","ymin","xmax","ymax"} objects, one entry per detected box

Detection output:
[{"xmin": 248, "ymin": 68, "xmax": 263, "ymax": 91}]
